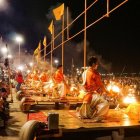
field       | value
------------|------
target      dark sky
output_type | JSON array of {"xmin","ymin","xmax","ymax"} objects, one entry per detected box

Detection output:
[{"xmin": 0, "ymin": 0, "xmax": 140, "ymax": 73}]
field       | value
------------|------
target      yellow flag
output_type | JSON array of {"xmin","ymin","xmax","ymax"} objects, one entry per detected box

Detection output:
[
  {"xmin": 48, "ymin": 20, "xmax": 53, "ymax": 34},
  {"xmin": 53, "ymin": 3, "xmax": 64, "ymax": 20},
  {"xmin": 43, "ymin": 36, "xmax": 47, "ymax": 47},
  {"xmin": 38, "ymin": 41, "xmax": 41, "ymax": 50},
  {"xmin": 37, "ymin": 41, "xmax": 41, "ymax": 63},
  {"xmin": 34, "ymin": 47, "xmax": 38, "ymax": 56},
  {"xmin": 38, "ymin": 41, "xmax": 41, "ymax": 56}
]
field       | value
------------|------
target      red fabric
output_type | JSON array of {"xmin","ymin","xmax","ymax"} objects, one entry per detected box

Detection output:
[
  {"xmin": 83, "ymin": 93, "xmax": 92, "ymax": 103},
  {"xmin": 27, "ymin": 111, "xmax": 47, "ymax": 122},
  {"xmin": 84, "ymin": 68, "xmax": 103, "ymax": 92},
  {"xmin": 16, "ymin": 74, "xmax": 24, "ymax": 83},
  {"xmin": 40, "ymin": 73, "xmax": 48, "ymax": 82},
  {"xmin": 32, "ymin": 74, "xmax": 39, "ymax": 81},
  {"xmin": 53, "ymin": 70, "xmax": 64, "ymax": 83}
]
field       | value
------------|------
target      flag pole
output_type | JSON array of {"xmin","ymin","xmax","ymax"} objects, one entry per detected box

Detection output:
[
  {"xmin": 51, "ymin": 34, "xmax": 53, "ymax": 75},
  {"xmin": 106, "ymin": 0, "xmax": 109, "ymax": 17},
  {"xmin": 67, "ymin": 6, "xmax": 69, "ymax": 39},
  {"xmin": 51, "ymin": 25, "xmax": 54, "ymax": 73},
  {"xmin": 48, "ymin": 20, "xmax": 53, "ymax": 74},
  {"xmin": 62, "ymin": 14, "xmax": 64, "ymax": 72},
  {"xmin": 84, "ymin": 0, "xmax": 87, "ymax": 68},
  {"xmin": 53, "ymin": 25, "xmax": 54, "ymax": 49},
  {"xmin": 44, "ymin": 46, "xmax": 46, "ymax": 61}
]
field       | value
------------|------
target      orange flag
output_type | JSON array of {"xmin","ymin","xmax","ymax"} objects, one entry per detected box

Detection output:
[
  {"xmin": 53, "ymin": 3, "xmax": 64, "ymax": 20},
  {"xmin": 34, "ymin": 47, "xmax": 38, "ymax": 56},
  {"xmin": 43, "ymin": 36, "xmax": 47, "ymax": 47},
  {"xmin": 37, "ymin": 41, "xmax": 41, "ymax": 62},
  {"xmin": 43, "ymin": 36, "xmax": 47, "ymax": 61},
  {"xmin": 48, "ymin": 20, "xmax": 53, "ymax": 34}
]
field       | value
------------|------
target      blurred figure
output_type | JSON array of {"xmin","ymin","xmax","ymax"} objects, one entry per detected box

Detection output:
[
  {"xmin": 0, "ymin": 82, "xmax": 9, "ymax": 99},
  {"xmin": 15, "ymin": 70, "xmax": 24, "ymax": 91},
  {"xmin": 53, "ymin": 64, "xmax": 68, "ymax": 98},
  {"xmin": 39, "ymin": 71, "xmax": 49, "ymax": 83},
  {"xmin": 31, "ymin": 70, "xmax": 40, "ymax": 82},
  {"xmin": 0, "ymin": 83, "xmax": 9, "ymax": 128}
]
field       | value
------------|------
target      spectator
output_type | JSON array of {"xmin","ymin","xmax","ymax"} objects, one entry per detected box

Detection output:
[{"xmin": 15, "ymin": 70, "xmax": 24, "ymax": 91}]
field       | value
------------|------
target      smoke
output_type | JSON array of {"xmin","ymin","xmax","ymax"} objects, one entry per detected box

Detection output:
[
  {"xmin": 77, "ymin": 41, "xmax": 112, "ymax": 72},
  {"xmin": 97, "ymin": 55, "xmax": 112, "ymax": 72},
  {"xmin": 86, "ymin": 48, "xmax": 112, "ymax": 73}
]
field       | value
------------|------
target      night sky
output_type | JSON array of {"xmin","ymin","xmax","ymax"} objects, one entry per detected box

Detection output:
[{"xmin": 0, "ymin": 0, "xmax": 140, "ymax": 74}]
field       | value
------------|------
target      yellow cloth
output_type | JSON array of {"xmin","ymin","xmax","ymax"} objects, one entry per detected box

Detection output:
[{"xmin": 53, "ymin": 4, "xmax": 64, "ymax": 20}]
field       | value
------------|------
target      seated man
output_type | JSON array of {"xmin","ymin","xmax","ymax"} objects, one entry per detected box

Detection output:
[
  {"xmin": 78, "ymin": 56, "xmax": 109, "ymax": 119},
  {"xmin": 53, "ymin": 64, "xmax": 68, "ymax": 98},
  {"xmin": 39, "ymin": 71, "xmax": 49, "ymax": 83}
]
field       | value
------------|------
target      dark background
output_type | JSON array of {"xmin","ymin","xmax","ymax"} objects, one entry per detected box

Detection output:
[{"xmin": 0, "ymin": 0, "xmax": 139, "ymax": 73}]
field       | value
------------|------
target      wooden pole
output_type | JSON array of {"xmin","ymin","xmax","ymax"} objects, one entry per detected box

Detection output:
[
  {"xmin": 44, "ymin": 46, "xmax": 46, "ymax": 61},
  {"xmin": 84, "ymin": 0, "xmax": 87, "ymax": 68},
  {"xmin": 62, "ymin": 14, "xmax": 64, "ymax": 72},
  {"xmin": 53, "ymin": 25, "xmax": 54, "ymax": 50},
  {"xmin": 67, "ymin": 6, "xmax": 69, "ymax": 39},
  {"xmin": 106, "ymin": 0, "xmax": 109, "ymax": 17},
  {"xmin": 51, "ymin": 35, "xmax": 53, "ymax": 74}
]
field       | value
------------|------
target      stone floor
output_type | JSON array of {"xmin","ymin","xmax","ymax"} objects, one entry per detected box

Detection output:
[{"xmin": 0, "ymin": 89, "xmax": 27, "ymax": 140}]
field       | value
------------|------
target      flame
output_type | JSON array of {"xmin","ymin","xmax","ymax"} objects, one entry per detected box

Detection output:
[
  {"xmin": 70, "ymin": 86, "xmax": 77, "ymax": 92},
  {"xmin": 112, "ymin": 85, "xmax": 120, "ymax": 93},
  {"xmin": 123, "ymin": 94, "xmax": 137, "ymax": 104},
  {"xmin": 78, "ymin": 89, "xmax": 86, "ymax": 99},
  {"xmin": 27, "ymin": 70, "xmax": 30, "ymax": 73},
  {"xmin": 107, "ymin": 81, "xmax": 120, "ymax": 93},
  {"xmin": 48, "ymin": 79, "xmax": 54, "ymax": 89}
]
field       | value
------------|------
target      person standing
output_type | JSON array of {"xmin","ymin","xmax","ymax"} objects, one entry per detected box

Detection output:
[{"xmin": 15, "ymin": 70, "xmax": 24, "ymax": 91}]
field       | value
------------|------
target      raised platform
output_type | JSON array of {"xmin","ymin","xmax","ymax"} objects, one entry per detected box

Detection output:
[{"xmin": 25, "ymin": 109, "xmax": 140, "ymax": 140}]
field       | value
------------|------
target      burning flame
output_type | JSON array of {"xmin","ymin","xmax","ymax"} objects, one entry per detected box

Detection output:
[
  {"xmin": 78, "ymin": 89, "xmax": 86, "ymax": 99},
  {"xmin": 107, "ymin": 82, "xmax": 120, "ymax": 93},
  {"xmin": 48, "ymin": 79, "xmax": 54, "ymax": 89},
  {"xmin": 123, "ymin": 94, "xmax": 137, "ymax": 104},
  {"xmin": 70, "ymin": 86, "xmax": 77, "ymax": 92}
]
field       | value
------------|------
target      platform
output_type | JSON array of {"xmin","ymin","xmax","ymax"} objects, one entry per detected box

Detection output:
[{"xmin": 26, "ymin": 109, "xmax": 140, "ymax": 140}]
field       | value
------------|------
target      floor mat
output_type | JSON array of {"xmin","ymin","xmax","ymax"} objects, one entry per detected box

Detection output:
[{"xmin": 27, "ymin": 111, "xmax": 47, "ymax": 122}]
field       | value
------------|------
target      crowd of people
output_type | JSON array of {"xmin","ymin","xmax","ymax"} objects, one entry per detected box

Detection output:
[
  {"xmin": 14, "ymin": 56, "xmax": 140, "ymax": 119},
  {"xmin": 0, "ymin": 76, "xmax": 10, "ymax": 128}
]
